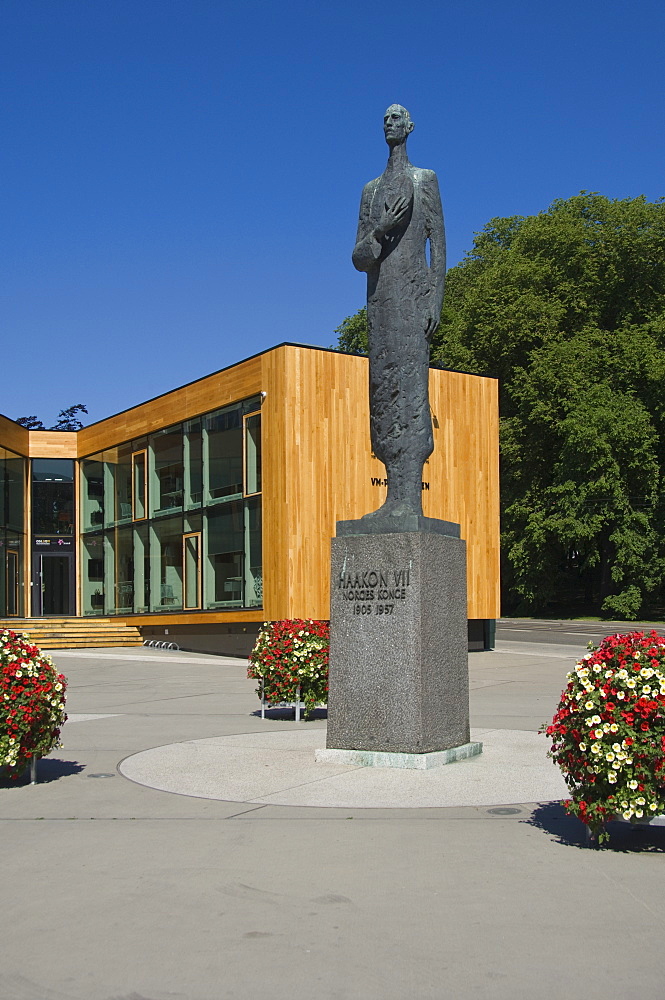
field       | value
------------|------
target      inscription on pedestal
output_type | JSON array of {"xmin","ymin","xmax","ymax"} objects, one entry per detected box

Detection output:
[{"xmin": 338, "ymin": 566, "xmax": 411, "ymax": 617}]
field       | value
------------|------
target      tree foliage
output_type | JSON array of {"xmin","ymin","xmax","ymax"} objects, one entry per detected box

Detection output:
[
  {"xmin": 16, "ymin": 403, "xmax": 88, "ymax": 431},
  {"xmin": 335, "ymin": 192, "xmax": 665, "ymax": 618},
  {"xmin": 434, "ymin": 192, "xmax": 665, "ymax": 618},
  {"xmin": 334, "ymin": 307, "xmax": 368, "ymax": 355}
]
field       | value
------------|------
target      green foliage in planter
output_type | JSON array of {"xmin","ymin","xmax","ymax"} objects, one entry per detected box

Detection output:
[
  {"xmin": 248, "ymin": 619, "xmax": 329, "ymax": 719},
  {"xmin": 1, "ymin": 630, "xmax": 68, "ymax": 778}
]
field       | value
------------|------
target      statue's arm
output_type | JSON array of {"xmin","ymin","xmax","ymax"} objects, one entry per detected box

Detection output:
[
  {"xmin": 423, "ymin": 171, "xmax": 446, "ymax": 318},
  {"xmin": 352, "ymin": 182, "xmax": 381, "ymax": 273}
]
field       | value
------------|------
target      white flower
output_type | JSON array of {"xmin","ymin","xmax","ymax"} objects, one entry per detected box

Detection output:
[
  {"xmin": 635, "ymin": 810, "xmax": 644, "ymax": 819},
  {"xmin": 593, "ymin": 665, "xmax": 602, "ymax": 673},
  {"xmin": 623, "ymin": 810, "xmax": 633, "ymax": 820},
  {"xmin": 612, "ymin": 762, "xmax": 621, "ymax": 770},
  {"xmin": 608, "ymin": 773, "xmax": 617, "ymax": 783},
  {"xmin": 591, "ymin": 715, "xmax": 601, "ymax": 725},
  {"xmin": 628, "ymin": 780, "xmax": 638, "ymax": 790},
  {"xmin": 618, "ymin": 669, "xmax": 628, "ymax": 680},
  {"xmin": 649, "ymin": 803, "xmax": 658, "ymax": 811},
  {"xmin": 604, "ymin": 670, "xmax": 614, "ymax": 678},
  {"xmin": 636, "ymin": 796, "xmax": 646, "ymax": 806},
  {"xmin": 591, "ymin": 743, "xmax": 602, "ymax": 754},
  {"xmin": 584, "ymin": 701, "xmax": 594, "ymax": 710},
  {"xmin": 617, "ymin": 691, "xmax": 625, "ymax": 700},
  {"xmin": 612, "ymin": 743, "xmax": 621, "ymax": 752},
  {"xmin": 610, "ymin": 724, "xmax": 618, "ymax": 733},
  {"xmin": 602, "ymin": 723, "xmax": 611, "ymax": 733},
  {"xmin": 15, "ymin": 670, "xmax": 22, "ymax": 678},
  {"xmin": 642, "ymin": 686, "xmax": 652, "ymax": 696},
  {"xmin": 640, "ymin": 667, "xmax": 653, "ymax": 678},
  {"xmin": 605, "ymin": 753, "xmax": 615, "ymax": 762}
]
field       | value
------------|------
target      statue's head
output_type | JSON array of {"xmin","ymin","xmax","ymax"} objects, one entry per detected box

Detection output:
[{"xmin": 383, "ymin": 105, "xmax": 414, "ymax": 146}]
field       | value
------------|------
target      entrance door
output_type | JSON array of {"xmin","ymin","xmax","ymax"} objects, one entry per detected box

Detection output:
[
  {"xmin": 33, "ymin": 554, "xmax": 74, "ymax": 616},
  {"xmin": 6, "ymin": 550, "xmax": 19, "ymax": 616}
]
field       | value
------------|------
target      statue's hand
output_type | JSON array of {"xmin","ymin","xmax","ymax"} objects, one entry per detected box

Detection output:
[{"xmin": 373, "ymin": 196, "xmax": 411, "ymax": 240}]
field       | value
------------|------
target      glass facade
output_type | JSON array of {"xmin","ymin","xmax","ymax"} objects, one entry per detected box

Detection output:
[
  {"xmin": 80, "ymin": 396, "xmax": 262, "ymax": 616},
  {"xmin": 0, "ymin": 446, "xmax": 26, "ymax": 616}
]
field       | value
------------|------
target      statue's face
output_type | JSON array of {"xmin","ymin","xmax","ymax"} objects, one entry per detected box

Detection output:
[{"xmin": 383, "ymin": 106, "xmax": 413, "ymax": 145}]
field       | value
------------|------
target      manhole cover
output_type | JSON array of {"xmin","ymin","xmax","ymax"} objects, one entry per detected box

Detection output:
[
  {"xmin": 87, "ymin": 773, "xmax": 116, "ymax": 779},
  {"xmin": 487, "ymin": 807, "xmax": 521, "ymax": 815}
]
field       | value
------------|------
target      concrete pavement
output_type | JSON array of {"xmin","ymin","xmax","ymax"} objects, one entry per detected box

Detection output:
[{"xmin": 1, "ymin": 636, "xmax": 664, "ymax": 1000}]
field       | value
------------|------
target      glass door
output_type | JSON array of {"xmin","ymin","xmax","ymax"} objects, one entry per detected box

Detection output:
[
  {"xmin": 6, "ymin": 550, "xmax": 19, "ymax": 616},
  {"xmin": 33, "ymin": 554, "xmax": 74, "ymax": 616},
  {"xmin": 183, "ymin": 532, "xmax": 202, "ymax": 610}
]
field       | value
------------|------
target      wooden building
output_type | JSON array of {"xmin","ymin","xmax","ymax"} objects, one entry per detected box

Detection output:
[{"xmin": 0, "ymin": 343, "xmax": 499, "ymax": 654}]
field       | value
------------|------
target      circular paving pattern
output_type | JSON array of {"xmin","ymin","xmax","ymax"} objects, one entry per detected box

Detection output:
[{"xmin": 119, "ymin": 727, "xmax": 568, "ymax": 809}]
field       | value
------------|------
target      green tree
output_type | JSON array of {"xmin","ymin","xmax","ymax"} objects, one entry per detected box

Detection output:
[
  {"xmin": 334, "ymin": 307, "xmax": 368, "ymax": 355},
  {"xmin": 16, "ymin": 403, "xmax": 88, "ymax": 431},
  {"xmin": 433, "ymin": 192, "xmax": 665, "ymax": 618}
]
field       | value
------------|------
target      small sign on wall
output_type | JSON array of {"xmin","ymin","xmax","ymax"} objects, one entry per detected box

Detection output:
[{"xmin": 33, "ymin": 537, "xmax": 74, "ymax": 551}]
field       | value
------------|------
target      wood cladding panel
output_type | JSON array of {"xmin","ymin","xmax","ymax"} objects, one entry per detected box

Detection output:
[
  {"xmin": 28, "ymin": 431, "xmax": 78, "ymax": 458},
  {"xmin": 76, "ymin": 356, "xmax": 263, "ymax": 457},
  {"xmin": 0, "ymin": 416, "xmax": 29, "ymax": 457},
  {"xmin": 261, "ymin": 346, "xmax": 499, "ymax": 622}
]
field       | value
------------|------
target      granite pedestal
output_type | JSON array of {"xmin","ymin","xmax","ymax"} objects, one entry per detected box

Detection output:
[{"xmin": 325, "ymin": 519, "xmax": 480, "ymax": 761}]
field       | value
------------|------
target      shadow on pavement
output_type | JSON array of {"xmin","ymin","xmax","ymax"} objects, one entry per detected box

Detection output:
[
  {"xmin": 250, "ymin": 707, "xmax": 328, "ymax": 722},
  {"xmin": 526, "ymin": 801, "xmax": 665, "ymax": 852},
  {"xmin": 0, "ymin": 758, "xmax": 85, "ymax": 788}
]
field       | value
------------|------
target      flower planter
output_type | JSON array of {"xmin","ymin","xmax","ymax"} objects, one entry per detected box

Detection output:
[
  {"xmin": 1, "ymin": 630, "xmax": 67, "ymax": 781},
  {"xmin": 248, "ymin": 619, "xmax": 329, "ymax": 721},
  {"xmin": 544, "ymin": 630, "xmax": 665, "ymax": 845}
]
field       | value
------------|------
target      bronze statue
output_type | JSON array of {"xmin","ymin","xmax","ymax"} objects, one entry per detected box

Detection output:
[{"xmin": 353, "ymin": 105, "xmax": 445, "ymax": 520}]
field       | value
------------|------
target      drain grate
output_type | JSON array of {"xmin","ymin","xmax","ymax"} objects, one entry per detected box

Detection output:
[
  {"xmin": 487, "ymin": 806, "xmax": 521, "ymax": 815},
  {"xmin": 87, "ymin": 773, "xmax": 116, "ymax": 779}
]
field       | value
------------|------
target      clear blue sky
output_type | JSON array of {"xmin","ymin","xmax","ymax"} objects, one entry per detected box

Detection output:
[{"xmin": 2, "ymin": 0, "xmax": 664, "ymax": 426}]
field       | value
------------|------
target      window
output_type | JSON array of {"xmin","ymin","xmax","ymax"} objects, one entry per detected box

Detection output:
[
  {"xmin": 150, "ymin": 516, "xmax": 183, "ymax": 611},
  {"xmin": 205, "ymin": 405, "xmax": 243, "ymax": 502},
  {"xmin": 244, "ymin": 411, "xmax": 261, "ymax": 495},
  {"xmin": 32, "ymin": 459, "xmax": 74, "ymax": 535},
  {"xmin": 151, "ymin": 426, "xmax": 184, "ymax": 516},
  {"xmin": 205, "ymin": 501, "xmax": 244, "ymax": 608},
  {"xmin": 132, "ymin": 450, "xmax": 147, "ymax": 520},
  {"xmin": 81, "ymin": 457, "xmax": 104, "ymax": 531},
  {"xmin": 183, "ymin": 532, "xmax": 202, "ymax": 609}
]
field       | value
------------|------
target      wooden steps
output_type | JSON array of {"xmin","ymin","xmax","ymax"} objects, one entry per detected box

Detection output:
[{"xmin": 0, "ymin": 617, "xmax": 143, "ymax": 649}]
